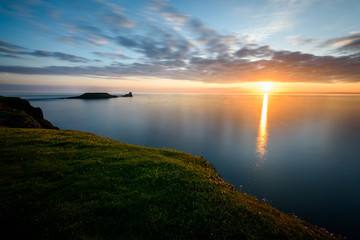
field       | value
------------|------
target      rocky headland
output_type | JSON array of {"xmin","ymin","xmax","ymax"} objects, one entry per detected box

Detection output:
[
  {"xmin": 122, "ymin": 92, "xmax": 133, "ymax": 97},
  {"xmin": 66, "ymin": 92, "xmax": 118, "ymax": 99},
  {"xmin": 66, "ymin": 92, "xmax": 133, "ymax": 99},
  {"xmin": 0, "ymin": 96, "xmax": 58, "ymax": 129}
]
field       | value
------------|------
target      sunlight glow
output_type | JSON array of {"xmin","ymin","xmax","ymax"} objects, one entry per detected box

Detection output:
[
  {"xmin": 261, "ymin": 82, "xmax": 273, "ymax": 92},
  {"xmin": 255, "ymin": 93, "xmax": 268, "ymax": 169}
]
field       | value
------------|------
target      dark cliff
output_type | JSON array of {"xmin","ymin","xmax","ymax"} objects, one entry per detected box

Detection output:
[{"xmin": 0, "ymin": 96, "xmax": 58, "ymax": 129}]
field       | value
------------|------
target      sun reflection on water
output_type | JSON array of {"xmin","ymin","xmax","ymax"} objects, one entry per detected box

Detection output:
[{"xmin": 255, "ymin": 93, "xmax": 268, "ymax": 169}]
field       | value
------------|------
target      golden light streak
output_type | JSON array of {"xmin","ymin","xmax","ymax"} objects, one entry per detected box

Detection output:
[{"xmin": 255, "ymin": 93, "xmax": 268, "ymax": 169}]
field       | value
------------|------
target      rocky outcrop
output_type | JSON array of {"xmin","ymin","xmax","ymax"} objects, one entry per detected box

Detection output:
[
  {"xmin": 122, "ymin": 92, "xmax": 133, "ymax": 97},
  {"xmin": 65, "ymin": 92, "xmax": 133, "ymax": 99},
  {"xmin": 67, "ymin": 93, "xmax": 118, "ymax": 99},
  {"xmin": 0, "ymin": 96, "xmax": 58, "ymax": 129}
]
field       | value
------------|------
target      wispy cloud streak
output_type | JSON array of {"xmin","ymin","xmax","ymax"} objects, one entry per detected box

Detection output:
[
  {"xmin": 244, "ymin": 0, "xmax": 319, "ymax": 41},
  {"xmin": 0, "ymin": 40, "xmax": 90, "ymax": 63},
  {"xmin": 321, "ymin": 34, "xmax": 360, "ymax": 53}
]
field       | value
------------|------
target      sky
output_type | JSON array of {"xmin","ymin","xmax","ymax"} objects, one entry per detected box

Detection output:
[{"xmin": 0, "ymin": 0, "xmax": 360, "ymax": 93}]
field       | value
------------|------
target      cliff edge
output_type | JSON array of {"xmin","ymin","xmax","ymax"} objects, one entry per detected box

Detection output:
[{"xmin": 0, "ymin": 96, "xmax": 58, "ymax": 129}]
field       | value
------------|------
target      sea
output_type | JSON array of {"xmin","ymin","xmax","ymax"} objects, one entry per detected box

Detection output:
[{"xmin": 2, "ymin": 92, "xmax": 360, "ymax": 239}]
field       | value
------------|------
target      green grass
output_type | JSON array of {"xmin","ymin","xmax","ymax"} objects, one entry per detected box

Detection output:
[{"xmin": 0, "ymin": 127, "xmax": 339, "ymax": 239}]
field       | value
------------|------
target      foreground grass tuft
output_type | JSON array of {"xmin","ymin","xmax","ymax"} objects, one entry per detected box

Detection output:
[{"xmin": 0, "ymin": 127, "xmax": 340, "ymax": 239}]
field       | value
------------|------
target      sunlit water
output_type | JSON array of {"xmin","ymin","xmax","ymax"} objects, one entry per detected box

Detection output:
[
  {"xmin": 255, "ymin": 93, "xmax": 268, "ymax": 168},
  {"xmin": 2, "ymin": 92, "xmax": 360, "ymax": 239}
]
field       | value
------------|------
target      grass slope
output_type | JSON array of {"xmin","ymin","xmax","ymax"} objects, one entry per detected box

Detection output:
[{"xmin": 0, "ymin": 127, "xmax": 338, "ymax": 239}]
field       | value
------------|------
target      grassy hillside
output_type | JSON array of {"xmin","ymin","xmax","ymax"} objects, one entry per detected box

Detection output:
[{"xmin": 0, "ymin": 127, "xmax": 339, "ymax": 239}]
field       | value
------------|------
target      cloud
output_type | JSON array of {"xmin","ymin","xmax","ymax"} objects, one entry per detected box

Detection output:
[
  {"xmin": 76, "ymin": 25, "xmax": 103, "ymax": 34},
  {"xmin": 0, "ymin": 40, "xmax": 90, "ymax": 63},
  {"xmin": 349, "ymin": 31, "xmax": 360, "ymax": 35},
  {"xmin": 113, "ymin": 28, "xmax": 193, "ymax": 61},
  {"xmin": 0, "ymin": 0, "xmax": 66, "ymax": 34},
  {"xmin": 0, "ymin": 40, "xmax": 25, "ymax": 50},
  {"xmin": 0, "ymin": 0, "xmax": 42, "ymax": 18},
  {"xmin": 149, "ymin": 0, "xmax": 239, "ymax": 57},
  {"xmin": 0, "ymin": 0, "xmax": 135, "ymax": 49},
  {"xmin": 93, "ymin": 51, "xmax": 131, "ymax": 60},
  {"xmin": 1, "ymin": 44, "xmax": 360, "ymax": 83},
  {"xmin": 340, "ymin": 39, "xmax": 360, "ymax": 51},
  {"xmin": 116, "ymin": 36, "xmax": 139, "ymax": 48},
  {"xmin": 157, "ymin": 5, "xmax": 189, "ymax": 26},
  {"xmin": 243, "ymin": 0, "xmax": 319, "ymax": 41},
  {"xmin": 28, "ymin": 50, "xmax": 90, "ymax": 63},
  {"xmin": 0, "ymin": 47, "xmax": 19, "ymax": 55},
  {"xmin": 287, "ymin": 35, "xmax": 318, "ymax": 45},
  {"xmin": 0, "ymin": 54, "xmax": 21, "ymax": 59},
  {"xmin": 100, "ymin": 14, "xmax": 135, "ymax": 29},
  {"xmin": 137, "ymin": 32, "xmax": 193, "ymax": 60},
  {"xmin": 235, "ymin": 45, "xmax": 273, "ymax": 59},
  {"xmin": 321, "ymin": 34, "xmax": 360, "ymax": 53},
  {"xmin": 93, "ymin": 0, "xmax": 125, "ymax": 14},
  {"xmin": 295, "ymin": 38, "xmax": 317, "ymax": 45},
  {"xmin": 1, "ymin": 1, "xmax": 360, "ymax": 85}
]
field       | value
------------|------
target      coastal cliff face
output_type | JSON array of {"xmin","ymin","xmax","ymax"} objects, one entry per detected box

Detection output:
[{"xmin": 0, "ymin": 96, "xmax": 58, "ymax": 129}]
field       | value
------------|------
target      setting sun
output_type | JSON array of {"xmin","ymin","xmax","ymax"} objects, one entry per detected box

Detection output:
[{"xmin": 261, "ymin": 82, "xmax": 273, "ymax": 92}]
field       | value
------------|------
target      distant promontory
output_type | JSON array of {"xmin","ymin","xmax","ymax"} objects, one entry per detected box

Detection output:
[
  {"xmin": 66, "ymin": 92, "xmax": 117, "ymax": 99},
  {"xmin": 122, "ymin": 92, "xmax": 133, "ymax": 97},
  {"xmin": 66, "ymin": 92, "xmax": 133, "ymax": 99}
]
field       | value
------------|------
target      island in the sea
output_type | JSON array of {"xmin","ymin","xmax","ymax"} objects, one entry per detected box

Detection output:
[
  {"xmin": 66, "ymin": 92, "xmax": 133, "ymax": 99},
  {"xmin": 122, "ymin": 92, "xmax": 133, "ymax": 97}
]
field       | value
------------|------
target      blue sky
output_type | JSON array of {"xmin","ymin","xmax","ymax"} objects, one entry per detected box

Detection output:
[{"xmin": 0, "ymin": 0, "xmax": 360, "ymax": 92}]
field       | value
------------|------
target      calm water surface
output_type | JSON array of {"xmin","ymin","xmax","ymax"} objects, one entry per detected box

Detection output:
[{"xmin": 5, "ymin": 93, "xmax": 360, "ymax": 238}]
